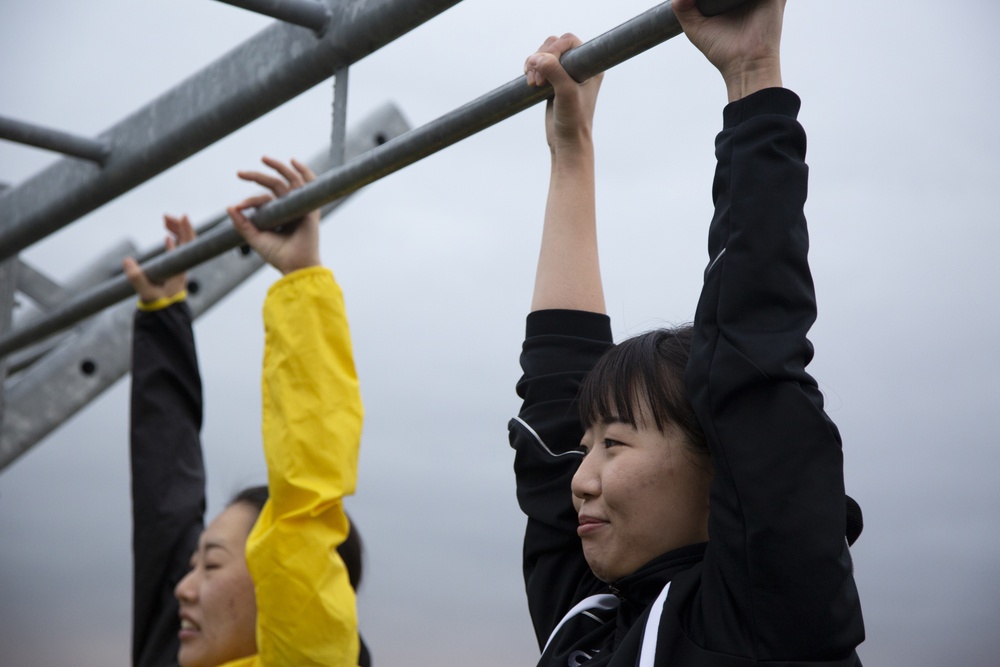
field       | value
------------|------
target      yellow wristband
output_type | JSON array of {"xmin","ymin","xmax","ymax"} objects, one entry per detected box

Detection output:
[{"xmin": 137, "ymin": 289, "xmax": 188, "ymax": 312}]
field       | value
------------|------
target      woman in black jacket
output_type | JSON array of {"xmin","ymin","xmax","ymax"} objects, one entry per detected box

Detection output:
[{"xmin": 508, "ymin": 1, "xmax": 865, "ymax": 664}]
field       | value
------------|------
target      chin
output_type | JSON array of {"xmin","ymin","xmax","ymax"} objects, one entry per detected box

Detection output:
[
  {"xmin": 584, "ymin": 554, "xmax": 617, "ymax": 583},
  {"xmin": 178, "ymin": 648, "xmax": 208, "ymax": 667},
  {"xmin": 586, "ymin": 549, "xmax": 642, "ymax": 583}
]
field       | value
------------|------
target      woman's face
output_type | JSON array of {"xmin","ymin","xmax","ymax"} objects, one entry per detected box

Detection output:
[
  {"xmin": 572, "ymin": 404, "xmax": 713, "ymax": 582},
  {"xmin": 174, "ymin": 503, "xmax": 258, "ymax": 667}
]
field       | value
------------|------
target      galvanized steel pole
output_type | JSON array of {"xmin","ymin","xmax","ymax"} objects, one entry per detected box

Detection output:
[
  {"xmin": 0, "ymin": 0, "xmax": 463, "ymax": 263},
  {"xmin": 0, "ymin": 115, "xmax": 110, "ymax": 164},
  {"xmin": 245, "ymin": 0, "xmax": 690, "ymax": 231}
]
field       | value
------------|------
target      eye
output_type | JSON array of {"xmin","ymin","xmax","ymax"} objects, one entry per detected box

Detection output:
[
  {"xmin": 577, "ymin": 442, "xmax": 591, "ymax": 455},
  {"xmin": 603, "ymin": 438, "xmax": 624, "ymax": 449}
]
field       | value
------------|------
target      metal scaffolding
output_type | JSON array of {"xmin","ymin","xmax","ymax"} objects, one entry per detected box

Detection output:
[
  {"xmin": 0, "ymin": 105, "xmax": 409, "ymax": 470},
  {"xmin": 0, "ymin": 0, "xmax": 462, "ymax": 263},
  {"xmin": 0, "ymin": 0, "xmax": 738, "ymax": 470}
]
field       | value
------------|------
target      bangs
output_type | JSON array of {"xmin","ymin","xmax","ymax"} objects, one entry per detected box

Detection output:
[
  {"xmin": 578, "ymin": 328, "xmax": 697, "ymax": 437},
  {"xmin": 579, "ymin": 347, "xmax": 648, "ymax": 429}
]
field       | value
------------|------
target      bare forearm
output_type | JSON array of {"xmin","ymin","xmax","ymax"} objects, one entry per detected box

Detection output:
[{"xmin": 531, "ymin": 140, "xmax": 604, "ymax": 313}]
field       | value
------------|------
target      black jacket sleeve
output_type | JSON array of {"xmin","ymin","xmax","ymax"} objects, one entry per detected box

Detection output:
[
  {"xmin": 682, "ymin": 88, "xmax": 864, "ymax": 661},
  {"xmin": 130, "ymin": 302, "xmax": 206, "ymax": 667},
  {"xmin": 509, "ymin": 309, "xmax": 614, "ymax": 648}
]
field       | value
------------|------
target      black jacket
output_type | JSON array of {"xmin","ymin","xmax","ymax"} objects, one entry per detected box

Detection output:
[
  {"xmin": 130, "ymin": 302, "xmax": 205, "ymax": 667},
  {"xmin": 508, "ymin": 88, "xmax": 865, "ymax": 666}
]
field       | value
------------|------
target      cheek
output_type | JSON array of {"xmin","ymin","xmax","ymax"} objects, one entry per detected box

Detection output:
[
  {"xmin": 206, "ymin": 572, "xmax": 254, "ymax": 625},
  {"xmin": 604, "ymin": 454, "xmax": 674, "ymax": 511},
  {"xmin": 231, "ymin": 570, "xmax": 258, "ymax": 631}
]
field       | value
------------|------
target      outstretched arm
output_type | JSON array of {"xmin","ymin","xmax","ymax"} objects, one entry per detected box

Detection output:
[
  {"xmin": 674, "ymin": 0, "xmax": 865, "ymax": 660},
  {"xmin": 125, "ymin": 216, "xmax": 206, "ymax": 667},
  {"xmin": 511, "ymin": 36, "xmax": 615, "ymax": 649},
  {"xmin": 230, "ymin": 158, "xmax": 362, "ymax": 665},
  {"xmin": 525, "ymin": 34, "xmax": 605, "ymax": 314}
]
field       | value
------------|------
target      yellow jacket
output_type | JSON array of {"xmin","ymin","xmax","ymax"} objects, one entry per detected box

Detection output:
[{"xmin": 222, "ymin": 266, "xmax": 363, "ymax": 666}]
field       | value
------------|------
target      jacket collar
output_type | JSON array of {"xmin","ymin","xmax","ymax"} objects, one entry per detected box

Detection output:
[{"xmin": 608, "ymin": 541, "xmax": 707, "ymax": 609}]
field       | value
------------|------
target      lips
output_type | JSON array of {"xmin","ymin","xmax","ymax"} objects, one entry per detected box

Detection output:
[
  {"xmin": 577, "ymin": 514, "xmax": 608, "ymax": 537},
  {"xmin": 178, "ymin": 614, "xmax": 200, "ymax": 640}
]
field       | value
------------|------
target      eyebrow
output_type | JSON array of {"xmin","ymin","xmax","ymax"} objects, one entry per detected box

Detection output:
[{"xmin": 203, "ymin": 541, "xmax": 232, "ymax": 555}]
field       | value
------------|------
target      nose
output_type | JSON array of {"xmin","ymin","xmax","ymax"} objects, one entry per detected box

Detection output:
[
  {"xmin": 571, "ymin": 449, "xmax": 601, "ymax": 502},
  {"xmin": 175, "ymin": 568, "xmax": 197, "ymax": 603}
]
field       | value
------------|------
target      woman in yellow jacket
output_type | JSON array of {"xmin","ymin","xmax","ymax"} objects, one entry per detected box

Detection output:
[{"xmin": 133, "ymin": 156, "xmax": 364, "ymax": 667}]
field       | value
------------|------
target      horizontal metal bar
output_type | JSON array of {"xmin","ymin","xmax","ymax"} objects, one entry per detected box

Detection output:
[
  {"xmin": 131, "ymin": 212, "xmax": 229, "ymax": 266},
  {"xmin": 245, "ymin": 1, "xmax": 687, "ymax": 231},
  {"xmin": 0, "ymin": 0, "xmax": 462, "ymax": 263},
  {"xmin": 0, "ymin": 103, "xmax": 408, "ymax": 359},
  {"xmin": 214, "ymin": 0, "xmax": 332, "ymax": 34},
  {"xmin": 0, "ymin": 115, "xmax": 110, "ymax": 164}
]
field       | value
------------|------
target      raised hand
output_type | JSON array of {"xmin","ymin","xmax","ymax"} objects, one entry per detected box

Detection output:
[
  {"xmin": 227, "ymin": 156, "xmax": 321, "ymax": 275},
  {"xmin": 524, "ymin": 33, "xmax": 603, "ymax": 156},
  {"xmin": 673, "ymin": 0, "xmax": 785, "ymax": 102},
  {"xmin": 123, "ymin": 214, "xmax": 195, "ymax": 304}
]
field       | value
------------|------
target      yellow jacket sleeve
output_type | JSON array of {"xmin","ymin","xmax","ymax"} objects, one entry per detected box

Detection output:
[{"xmin": 241, "ymin": 266, "xmax": 363, "ymax": 667}]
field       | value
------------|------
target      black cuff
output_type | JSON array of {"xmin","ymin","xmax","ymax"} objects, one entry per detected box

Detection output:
[
  {"xmin": 525, "ymin": 309, "xmax": 612, "ymax": 342},
  {"xmin": 723, "ymin": 87, "xmax": 801, "ymax": 129}
]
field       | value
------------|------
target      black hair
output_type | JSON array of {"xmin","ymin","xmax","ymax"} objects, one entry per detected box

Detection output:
[
  {"xmin": 227, "ymin": 485, "xmax": 365, "ymax": 590},
  {"xmin": 578, "ymin": 326, "xmax": 709, "ymax": 462},
  {"xmin": 229, "ymin": 485, "xmax": 269, "ymax": 515},
  {"xmin": 338, "ymin": 519, "xmax": 365, "ymax": 591}
]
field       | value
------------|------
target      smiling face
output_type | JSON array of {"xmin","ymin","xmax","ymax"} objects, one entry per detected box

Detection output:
[
  {"xmin": 572, "ymin": 408, "xmax": 713, "ymax": 582},
  {"xmin": 174, "ymin": 502, "xmax": 259, "ymax": 667}
]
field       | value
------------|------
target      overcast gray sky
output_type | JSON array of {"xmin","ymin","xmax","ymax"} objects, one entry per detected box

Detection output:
[{"xmin": 2, "ymin": 1, "xmax": 999, "ymax": 665}]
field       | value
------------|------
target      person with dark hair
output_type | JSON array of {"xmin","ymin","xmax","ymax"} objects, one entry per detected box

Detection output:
[
  {"xmin": 508, "ymin": 1, "xmax": 865, "ymax": 664},
  {"xmin": 225, "ymin": 484, "xmax": 365, "ymax": 593},
  {"xmin": 125, "ymin": 157, "xmax": 371, "ymax": 667},
  {"xmin": 221, "ymin": 484, "xmax": 371, "ymax": 664}
]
